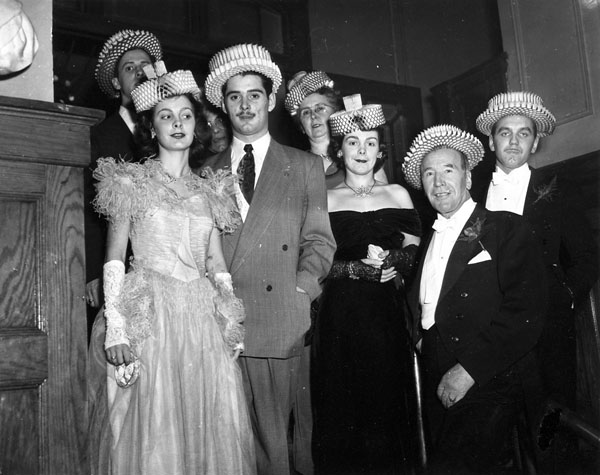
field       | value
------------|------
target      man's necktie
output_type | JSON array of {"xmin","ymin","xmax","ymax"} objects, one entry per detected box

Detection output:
[{"xmin": 237, "ymin": 144, "xmax": 255, "ymax": 204}]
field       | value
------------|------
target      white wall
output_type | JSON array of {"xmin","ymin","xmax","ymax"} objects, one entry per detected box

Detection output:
[{"xmin": 0, "ymin": 0, "xmax": 53, "ymax": 102}]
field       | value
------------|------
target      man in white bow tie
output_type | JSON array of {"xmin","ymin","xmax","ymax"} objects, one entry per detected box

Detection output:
[
  {"xmin": 402, "ymin": 125, "xmax": 547, "ymax": 474},
  {"xmin": 476, "ymin": 92, "xmax": 598, "ymax": 414}
]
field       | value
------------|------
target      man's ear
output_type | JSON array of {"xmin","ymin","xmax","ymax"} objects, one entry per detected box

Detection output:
[
  {"xmin": 466, "ymin": 169, "xmax": 472, "ymax": 191},
  {"xmin": 221, "ymin": 98, "xmax": 229, "ymax": 115},
  {"xmin": 111, "ymin": 77, "xmax": 121, "ymax": 91},
  {"xmin": 268, "ymin": 92, "xmax": 276, "ymax": 112},
  {"xmin": 488, "ymin": 136, "xmax": 495, "ymax": 152},
  {"xmin": 531, "ymin": 136, "xmax": 540, "ymax": 154}
]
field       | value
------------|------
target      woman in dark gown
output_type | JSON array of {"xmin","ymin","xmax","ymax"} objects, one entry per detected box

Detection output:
[{"xmin": 312, "ymin": 95, "xmax": 421, "ymax": 475}]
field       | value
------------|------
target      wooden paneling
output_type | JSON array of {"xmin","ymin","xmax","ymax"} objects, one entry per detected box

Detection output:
[
  {"xmin": 0, "ymin": 96, "xmax": 102, "ymax": 475},
  {"xmin": 0, "ymin": 198, "xmax": 40, "ymax": 328},
  {"xmin": 0, "ymin": 388, "xmax": 41, "ymax": 475},
  {"xmin": 497, "ymin": 0, "xmax": 600, "ymax": 167}
]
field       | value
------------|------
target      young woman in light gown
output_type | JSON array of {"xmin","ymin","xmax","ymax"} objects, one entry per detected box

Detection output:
[{"xmin": 87, "ymin": 63, "xmax": 256, "ymax": 475}]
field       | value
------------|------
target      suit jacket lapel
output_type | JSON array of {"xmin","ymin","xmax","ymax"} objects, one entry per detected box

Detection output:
[
  {"xmin": 229, "ymin": 141, "xmax": 290, "ymax": 274},
  {"xmin": 438, "ymin": 206, "xmax": 488, "ymax": 301}
]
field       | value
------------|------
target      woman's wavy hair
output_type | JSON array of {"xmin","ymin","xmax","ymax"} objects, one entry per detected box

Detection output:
[
  {"xmin": 133, "ymin": 93, "xmax": 211, "ymax": 162},
  {"xmin": 331, "ymin": 126, "xmax": 388, "ymax": 174}
]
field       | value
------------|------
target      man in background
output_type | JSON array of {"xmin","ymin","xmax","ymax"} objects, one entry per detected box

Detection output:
[{"xmin": 85, "ymin": 29, "xmax": 162, "ymax": 323}]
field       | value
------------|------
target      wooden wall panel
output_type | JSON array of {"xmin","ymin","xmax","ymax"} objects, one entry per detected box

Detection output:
[
  {"xmin": 44, "ymin": 164, "xmax": 87, "ymax": 473},
  {"xmin": 497, "ymin": 0, "xmax": 600, "ymax": 166},
  {"xmin": 0, "ymin": 97, "xmax": 102, "ymax": 475},
  {"xmin": 0, "ymin": 199, "xmax": 40, "ymax": 328},
  {"xmin": 0, "ymin": 388, "xmax": 41, "ymax": 475}
]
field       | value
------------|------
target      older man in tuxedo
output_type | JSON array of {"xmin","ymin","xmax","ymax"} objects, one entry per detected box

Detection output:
[
  {"xmin": 402, "ymin": 125, "xmax": 547, "ymax": 473},
  {"xmin": 203, "ymin": 44, "xmax": 335, "ymax": 475}
]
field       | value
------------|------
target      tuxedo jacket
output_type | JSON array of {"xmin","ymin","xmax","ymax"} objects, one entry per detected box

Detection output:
[
  {"xmin": 85, "ymin": 112, "xmax": 136, "ymax": 283},
  {"xmin": 203, "ymin": 139, "xmax": 336, "ymax": 358},
  {"xmin": 474, "ymin": 167, "xmax": 598, "ymax": 306},
  {"xmin": 408, "ymin": 205, "xmax": 547, "ymax": 386}
]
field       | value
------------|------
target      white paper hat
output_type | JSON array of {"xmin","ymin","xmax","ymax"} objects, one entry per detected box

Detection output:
[
  {"xmin": 328, "ymin": 94, "xmax": 386, "ymax": 136},
  {"xmin": 131, "ymin": 61, "xmax": 201, "ymax": 113},
  {"xmin": 204, "ymin": 43, "xmax": 282, "ymax": 108},
  {"xmin": 402, "ymin": 124, "xmax": 484, "ymax": 190},
  {"xmin": 95, "ymin": 29, "xmax": 162, "ymax": 98},
  {"xmin": 476, "ymin": 91, "xmax": 556, "ymax": 137}
]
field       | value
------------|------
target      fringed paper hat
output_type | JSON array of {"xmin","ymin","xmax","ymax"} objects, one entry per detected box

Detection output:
[
  {"xmin": 476, "ymin": 91, "xmax": 556, "ymax": 137},
  {"xmin": 328, "ymin": 94, "xmax": 386, "ymax": 136},
  {"xmin": 131, "ymin": 61, "xmax": 201, "ymax": 113},
  {"xmin": 204, "ymin": 43, "xmax": 282, "ymax": 107},
  {"xmin": 95, "ymin": 29, "xmax": 163, "ymax": 98},
  {"xmin": 402, "ymin": 124, "xmax": 484, "ymax": 190},
  {"xmin": 284, "ymin": 71, "xmax": 335, "ymax": 116}
]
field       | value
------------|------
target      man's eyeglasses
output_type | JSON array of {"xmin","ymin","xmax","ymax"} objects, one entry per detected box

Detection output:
[{"xmin": 298, "ymin": 103, "xmax": 334, "ymax": 120}]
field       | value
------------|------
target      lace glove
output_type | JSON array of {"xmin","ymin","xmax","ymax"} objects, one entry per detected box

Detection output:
[
  {"xmin": 381, "ymin": 244, "xmax": 419, "ymax": 275},
  {"xmin": 328, "ymin": 260, "xmax": 382, "ymax": 283},
  {"xmin": 103, "ymin": 260, "xmax": 129, "ymax": 350},
  {"xmin": 214, "ymin": 272, "xmax": 245, "ymax": 353}
]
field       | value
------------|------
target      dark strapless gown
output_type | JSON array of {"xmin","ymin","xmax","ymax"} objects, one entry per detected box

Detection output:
[{"xmin": 312, "ymin": 208, "xmax": 421, "ymax": 475}]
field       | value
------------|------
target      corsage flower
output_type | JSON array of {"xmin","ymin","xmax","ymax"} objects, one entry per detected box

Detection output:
[
  {"xmin": 459, "ymin": 217, "xmax": 487, "ymax": 252},
  {"xmin": 532, "ymin": 175, "xmax": 557, "ymax": 205}
]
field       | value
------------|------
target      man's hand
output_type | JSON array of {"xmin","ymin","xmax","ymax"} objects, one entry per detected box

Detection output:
[
  {"xmin": 86, "ymin": 278, "xmax": 101, "ymax": 308},
  {"xmin": 437, "ymin": 363, "xmax": 475, "ymax": 409}
]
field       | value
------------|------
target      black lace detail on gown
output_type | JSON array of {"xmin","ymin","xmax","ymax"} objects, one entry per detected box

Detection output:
[{"xmin": 312, "ymin": 208, "xmax": 421, "ymax": 474}]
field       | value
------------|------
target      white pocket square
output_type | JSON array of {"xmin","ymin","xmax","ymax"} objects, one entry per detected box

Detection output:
[{"xmin": 468, "ymin": 250, "xmax": 492, "ymax": 264}]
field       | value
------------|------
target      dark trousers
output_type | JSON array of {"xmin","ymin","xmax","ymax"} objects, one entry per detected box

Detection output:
[{"xmin": 420, "ymin": 326, "xmax": 523, "ymax": 474}]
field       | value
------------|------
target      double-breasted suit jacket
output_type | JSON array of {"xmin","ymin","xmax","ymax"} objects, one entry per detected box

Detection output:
[
  {"xmin": 204, "ymin": 139, "xmax": 336, "ymax": 358},
  {"xmin": 408, "ymin": 204, "xmax": 547, "ymax": 386}
]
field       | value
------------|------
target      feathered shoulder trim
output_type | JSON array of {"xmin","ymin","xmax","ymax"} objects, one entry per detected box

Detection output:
[
  {"xmin": 93, "ymin": 157, "xmax": 156, "ymax": 223},
  {"xmin": 190, "ymin": 167, "xmax": 241, "ymax": 234}
]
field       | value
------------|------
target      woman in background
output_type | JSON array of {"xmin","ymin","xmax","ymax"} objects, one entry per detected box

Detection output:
[
  {"xmin": 87, "ymin": 63, "xmax": 255, "ymax": 475},
  {"xmin": 312, "ymin": 94, "xmax": 420, "ymax": 474},
  {"xmin": 285, "ymin": 70, "xmax": 387, "ymax": 188}
]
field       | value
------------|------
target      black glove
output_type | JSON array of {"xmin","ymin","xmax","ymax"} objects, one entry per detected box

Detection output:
[
  {"xmin": 381, "ymin": 244, "xmax": 419, "ymax": 275},
  {"xmin": 328, "ymin": 259, "xmax": 382, "ymax": 283}
]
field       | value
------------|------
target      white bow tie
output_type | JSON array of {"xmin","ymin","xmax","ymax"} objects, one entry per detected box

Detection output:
[
  {"xmin": 492, "ymin": 171, "xmax": 520, "ymax": 186},
  {"xmin": 432, "ymin": 217, "xmax": 455, "ymax": 233}
]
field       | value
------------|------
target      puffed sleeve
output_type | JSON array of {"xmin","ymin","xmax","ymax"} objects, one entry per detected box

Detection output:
[{"xmin": 92, "ymin": 157, "xmax": 152, "ymax": 223}]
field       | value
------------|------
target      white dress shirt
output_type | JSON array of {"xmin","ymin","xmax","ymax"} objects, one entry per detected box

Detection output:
[
  {"xmin": 485, "ymin": 164, "xmax": 531, "ymax": 215},
  {"xmin": 419, "ymin": 198, "xmax": 477, "ymax": 330},
  {"xmin": 118, "ymin": 105, "xmax": 136, "ymax": 134},
  {"xmin": 231, "ymin": 133, "xmax": 271, "ymax": 221}
]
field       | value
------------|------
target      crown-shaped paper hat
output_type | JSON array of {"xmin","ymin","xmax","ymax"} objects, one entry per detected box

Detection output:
[
  {"xmin": 204, "ymin": 43, "xmax": 282, "ymax": 108},
  {"xmin": 402, "ymin": 124, "xmax": 484, "ymax": 190},
  {"xmin": 328, "ymin": 94, "xmax": 386, "ymax": 136},
  {"xmin": 131, "ymin": 61, "xmax": 201, "ymax": 113},
  {"xmin": 95, "ymin": 29, "xmax": 162, "ymax": 98},
  {"xmin": 476, "ymin": 91, "xmax": 556, "ymax": 137},
  {"xmin": 284, "ymin": 71, "xmax": 335, "ymax": 116}
]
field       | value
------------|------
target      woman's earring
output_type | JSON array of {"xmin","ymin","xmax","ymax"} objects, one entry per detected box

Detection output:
[
  {"xmin": 376, "ymin": 151, "xmax": 383, "ymax": 158},
  {"xmin": 151, "ymin": 129, "xmax": 156, "ymax": 139},
  {"xmin": 337, "ymin": 150, "xmax": 343, "ymax": 158}
]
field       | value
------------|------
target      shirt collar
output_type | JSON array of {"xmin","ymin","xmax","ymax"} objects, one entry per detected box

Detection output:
[
  {"xmin": 493, "ymin": 163, "xmax": 531, "ymax": 184},
  {"xmin": 232, "ymin": 133, "xmax": 271, "ymax": 158},
  {"xmin": 118, "ymin": 105, "xmax": 136, "ymax": 134},
  {"xmin": 433, "ymin": 198, "xmax": 477, "ymax": 231}
]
